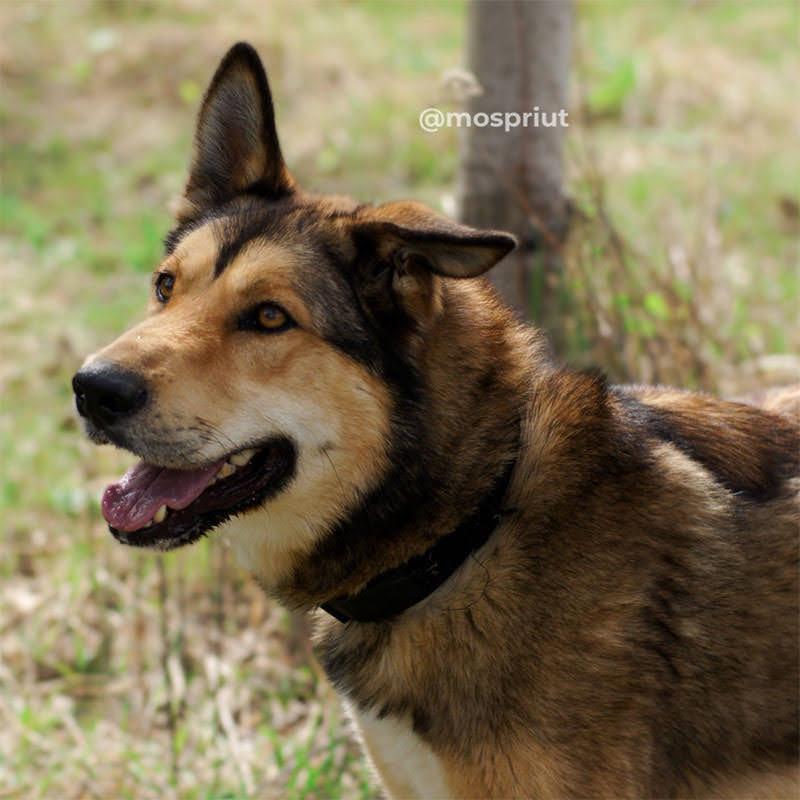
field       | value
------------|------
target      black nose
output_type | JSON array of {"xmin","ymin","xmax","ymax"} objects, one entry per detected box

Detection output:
[{"xmin": 72, "ymin": 364, "xmax": 148, "ymax": 426}]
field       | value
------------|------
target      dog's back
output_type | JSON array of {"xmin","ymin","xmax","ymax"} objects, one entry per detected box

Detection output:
[
  {"xmin": 497, "ymin": 376, "xmax": 800, "ymax": 797},
  {"xmin": 613, "ymin": 385, "xmax": 799, "ymax": 792}
]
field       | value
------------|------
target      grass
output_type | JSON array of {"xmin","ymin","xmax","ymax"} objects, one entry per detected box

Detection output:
[
  {"xmin": 1, "ymin": 0, "xmax": 797, "ymax": 797},
  {"xmin": 566, "ymin": 0, "xmax": 799, "ymax": 388}
]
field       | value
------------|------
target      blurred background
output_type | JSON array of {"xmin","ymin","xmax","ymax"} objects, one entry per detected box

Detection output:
[{"xmin": 1, "ymin": 1, "xmax": 797, "ymax": 798}]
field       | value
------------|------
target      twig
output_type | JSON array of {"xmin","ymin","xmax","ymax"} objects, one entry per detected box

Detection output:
[
  {"xmin": 216, "ymin": 685, "xmax": 255, "ymax": 795},
  {"xmin": 157, "ymin": 557, "xmax": 179, "ymax": 788}
]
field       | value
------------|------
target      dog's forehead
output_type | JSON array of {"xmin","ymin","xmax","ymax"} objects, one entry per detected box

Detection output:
[
  {"xmin": 165, "ymin": 206, "xmax": 377, "ymax": 363},
  {"xmin": 168, "ymin": 209, "xmax": 326, "ymax": 287}
]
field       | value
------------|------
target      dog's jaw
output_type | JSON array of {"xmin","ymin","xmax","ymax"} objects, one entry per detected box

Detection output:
[{"xmin": 223, "ymin": 424, "xmax": 391, "ymax": 592}]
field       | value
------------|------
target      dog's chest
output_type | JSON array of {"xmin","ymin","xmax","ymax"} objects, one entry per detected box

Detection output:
[{"xmin": 346, "ymin": 702, "xmax": 452, "ymax": 799}]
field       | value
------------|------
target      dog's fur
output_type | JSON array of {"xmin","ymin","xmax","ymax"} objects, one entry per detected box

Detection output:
[{"xmin": 77, "ymin": 44, "xmax": 799, "ymax": 798}]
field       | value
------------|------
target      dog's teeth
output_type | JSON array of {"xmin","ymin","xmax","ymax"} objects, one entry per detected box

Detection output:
[
  {"xmin": 230, "ymin": 448, "xmax": 256, "ymax": 466},
  {"xmin": 153, "ymin": 505, "xmax": 167, "ymax": 523},
  {"xmin": 218, "ymin": 462, "xmax": 236, "ymax": 479}
]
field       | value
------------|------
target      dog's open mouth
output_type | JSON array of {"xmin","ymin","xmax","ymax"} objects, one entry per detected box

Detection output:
[{"xmin": 102, "ymin": 439, "xmax": 295, "ymax": 549}]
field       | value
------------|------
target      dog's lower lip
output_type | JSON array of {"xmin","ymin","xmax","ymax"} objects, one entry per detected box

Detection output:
[{"xmin": 108, "ymin": 438, "xmax": 296, "ymax": 550}]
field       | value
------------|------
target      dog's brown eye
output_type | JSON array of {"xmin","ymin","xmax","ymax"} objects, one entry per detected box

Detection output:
[
  {"xmin": 155, "ymin": 273, "xmax": 175, "ymax": 303},
  {"xmin": 256, "ymin": 303, "xmax": 289, "ymax": 331}
]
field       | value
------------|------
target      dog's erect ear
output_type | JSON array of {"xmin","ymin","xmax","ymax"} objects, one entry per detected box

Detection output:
[
  {"xmin": 352, "ymin": 202, "xmax": 516, "ymax": 280},
  {"xmin": 176, "ymin": 42, "xmax": 293, "ymax": 222}
]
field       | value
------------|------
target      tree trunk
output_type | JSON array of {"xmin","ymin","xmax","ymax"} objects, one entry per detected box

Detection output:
[{"xmin": 459, "ymin": 0, "xmax": 572, "ymax": 353}]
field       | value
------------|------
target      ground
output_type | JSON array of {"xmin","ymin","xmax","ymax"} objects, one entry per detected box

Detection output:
[{"xmin": 1, "ymin": 1, "xmax": 797, "ymax": 798}]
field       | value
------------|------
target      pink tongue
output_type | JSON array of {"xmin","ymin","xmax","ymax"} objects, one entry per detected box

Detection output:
[{"xmin": 102, "ymin": 460, "xmax": 223, "ymax": 532}]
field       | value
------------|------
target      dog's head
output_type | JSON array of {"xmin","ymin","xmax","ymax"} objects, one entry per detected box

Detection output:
[{"xmin": 73, "ymin": 43, "xmax": 515, "ymax": 588}]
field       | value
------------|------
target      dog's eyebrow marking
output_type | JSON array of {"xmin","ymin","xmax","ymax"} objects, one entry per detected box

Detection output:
[
  {"xmin": 213, "ymin": 203, "xmax": 295, "ymax": 278},
  {"xmin": 163, "ymin": 221, "xmax": 198, "ymax": 256},
  {"xmin": 215, "ymin": 229, "xmax": 284, "ymax": 278},
  {"xmin": 215, "ymin": 235, "xmax": 255, "ymax": 278},
  {"xmin": 214, "ymin": 223, "xmax": 267, "ymax": 277}
]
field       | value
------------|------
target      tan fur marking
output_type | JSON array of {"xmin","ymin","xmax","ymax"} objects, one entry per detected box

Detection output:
[
  {"xmin": 698, "ymin": 764, "xmax": 800, "ymax": 799},
  {"xmin": 87, "ymin": 222, "xmax": 392, "ymax": 587}
]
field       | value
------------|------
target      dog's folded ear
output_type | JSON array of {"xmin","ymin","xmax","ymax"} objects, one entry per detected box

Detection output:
[
  {"xmin": 345, "ymin": 202, "xmax": 516, "ymax": 337},
  {"xmin": 176, "ymin": 42, "xmax": 294, "ymax": 222},
  {"xmin": 352, "ymin": 202, "xmax": 516, "ymax": 279}
]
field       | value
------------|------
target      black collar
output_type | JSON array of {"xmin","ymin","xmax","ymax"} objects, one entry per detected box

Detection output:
[{"xmin": 320, "ymin": 449, "xmax": 518, "ymax": 624}]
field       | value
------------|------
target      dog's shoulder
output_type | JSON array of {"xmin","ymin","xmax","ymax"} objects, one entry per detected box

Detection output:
[{"xmin": 611, "ymin": 383, "xmax": 800, "ymax": 502}]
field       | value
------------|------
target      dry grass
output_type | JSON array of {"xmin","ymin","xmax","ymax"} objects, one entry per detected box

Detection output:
[
  {"xmin": 563, "ymin": 0, "xmax": 799, "ymax": 394},
  {"xmin": 1, "ymin": 1, "xmax": 797, "ymax": 798}
]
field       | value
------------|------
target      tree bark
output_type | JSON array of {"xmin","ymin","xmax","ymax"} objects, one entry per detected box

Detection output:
[{"xmin": 459, "ymin": 0, "xmax": 572, "ymax": 353}]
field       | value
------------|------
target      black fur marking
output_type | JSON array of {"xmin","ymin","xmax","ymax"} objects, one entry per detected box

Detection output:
[
  {"xmin": 614, "ymin": 389, "xmax": 799, "ymax": 502},
  {"xmin": 293, "ymin": 237, "xmax": 386, "ymax": 374},
  {"xmin": 320, "ymin": 439, "xmax": 518, "ymax": 623}
]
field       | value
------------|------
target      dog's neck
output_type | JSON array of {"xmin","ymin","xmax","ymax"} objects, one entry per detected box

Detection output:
[
  {"xmin": 271, "ymin": 280, "xmax": 543, "ymax": 612},
  {"xmin": 319, "ymin": 434, "xmax": 520, "ymax": 623}
]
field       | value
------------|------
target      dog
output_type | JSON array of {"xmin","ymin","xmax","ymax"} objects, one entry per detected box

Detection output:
[{"xmin": 73, "ymin": 43, "xmax": 799, "ymax": 799}]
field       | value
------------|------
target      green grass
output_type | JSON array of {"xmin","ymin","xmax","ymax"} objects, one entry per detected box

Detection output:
[
  {"xmin": 565, "ymin": 0, "xmax": 798, "ymax": 384},
  {"xmin": 1, "ymin": 0, "xmax": 797, "ymax": 797}
]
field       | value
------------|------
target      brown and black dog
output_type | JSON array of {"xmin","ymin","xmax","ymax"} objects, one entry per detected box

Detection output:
[{"xmin": 73, "ymin": 43, "xmax": 799, "ymax": 799}]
